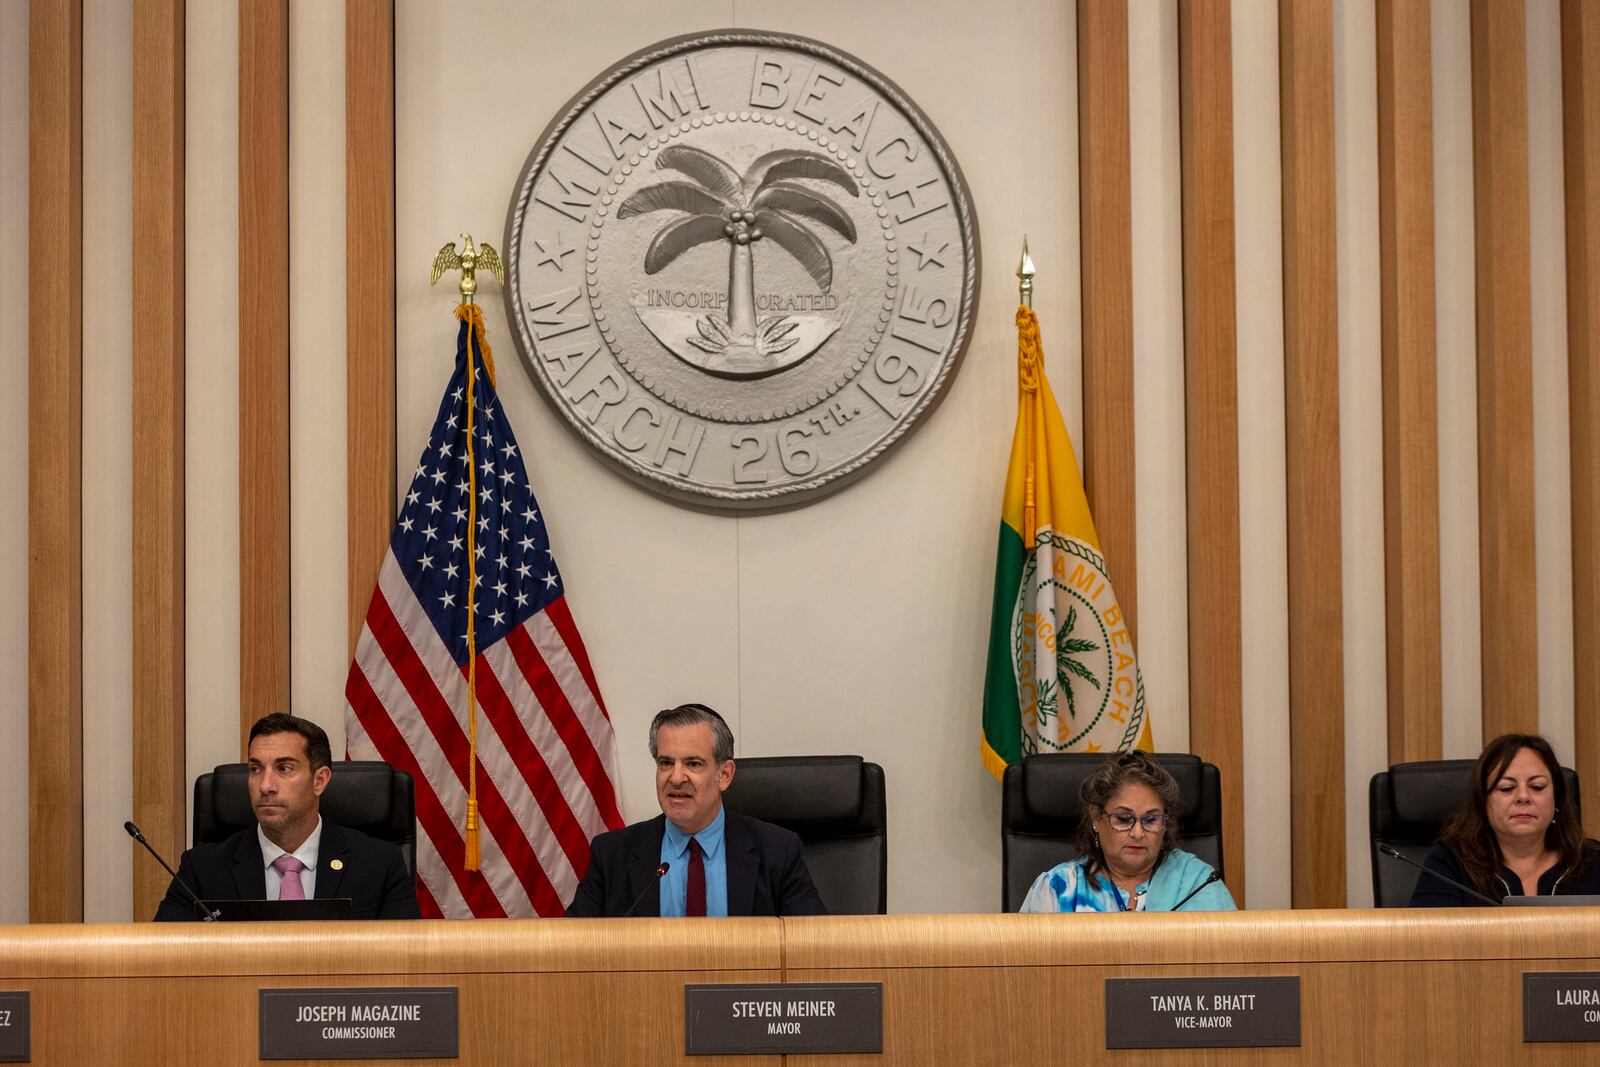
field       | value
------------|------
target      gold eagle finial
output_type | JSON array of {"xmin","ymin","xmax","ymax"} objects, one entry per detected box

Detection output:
[{"xmin": 431, "ymin": 232, "xmax": 505, "ymax": 304}]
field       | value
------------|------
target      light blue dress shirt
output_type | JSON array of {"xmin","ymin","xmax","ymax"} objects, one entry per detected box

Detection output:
[{"xmin": 658, "ymin": 807, "xmax": 728, "ymax": 917}]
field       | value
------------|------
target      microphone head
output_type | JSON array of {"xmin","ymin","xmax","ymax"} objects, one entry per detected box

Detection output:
[
  {"xmin": 1379, "ymin": 844, "xmax": 1400, "ymax": 859},
  {"xmin": 657, "ymin": 861, "xmax": 671, "ymax": 876},
  {"xmin": 123, "ymin": 820, "xmax": 143, "ymax": 842}
]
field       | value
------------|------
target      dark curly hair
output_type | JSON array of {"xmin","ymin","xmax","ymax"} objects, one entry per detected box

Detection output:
[{"xmin": 1074, "ymin": 751, "xmax": 1182, "ymax": 882}]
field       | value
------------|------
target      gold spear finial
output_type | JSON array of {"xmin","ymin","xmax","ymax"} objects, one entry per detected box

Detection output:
[
  {"xmin": 430, "ymin": 232, "xmax": 505, "ymax": 305},
  {"xmin": 1017, "ymin": 236, "xmax": 1035, "ymax": 309}
]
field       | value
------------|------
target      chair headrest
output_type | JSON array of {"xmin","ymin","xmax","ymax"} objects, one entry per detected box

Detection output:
[
  {"xmin": 207, "ymin": 761, "xmax": 401, "ymax": 827},
  {"xmin": 1385, "ymin": 760, "xmax": 1475, "ymax": 826},
  {"xmin": 723, "ymin": 755, "xmax": 865, "ymax": 824},
  {"xmin": 207, "ymin": 765, "xmax": 257, "ymax": 826},
  {"xmin": 1021, "ymin": 753, "xmax": 1205, "ymax": 821},
  {"xmin": 322, "ymin": 763, "xmax": 402, "ymax": 825}
]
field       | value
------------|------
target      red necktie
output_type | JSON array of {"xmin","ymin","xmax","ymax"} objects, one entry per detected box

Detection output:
[{"xmin": 686, "ymin": 837, "xmax": 705, "ymax": 916}]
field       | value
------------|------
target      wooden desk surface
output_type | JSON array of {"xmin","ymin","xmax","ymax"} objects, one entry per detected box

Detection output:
[
  {"xmin": 784, "ymin": 909, "xmax": 1600, "ymax": 1064},
  {"xmin": 1, "ymin": 909, "xmax": 1596, "ymax": 1064}
]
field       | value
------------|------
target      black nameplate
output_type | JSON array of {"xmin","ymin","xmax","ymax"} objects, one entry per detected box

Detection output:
[
  {"xmin": 1524, "ymin": 971, "xmax": 1600, "ymax": 1042},
  {"xmin": 259, "ymin": 987, "xmax": 458, "ymax": 1060},
  {"xmin": 1105, "ymin": 976, "xmax": 1300, "ymax": 1049},
  {"xmin": 685, "ymin": 983, "xmax": 882, "ymax": 1055},
  {"xmin": 0, "ymin": 992, "xmax": 28, "ymax": 1064}
]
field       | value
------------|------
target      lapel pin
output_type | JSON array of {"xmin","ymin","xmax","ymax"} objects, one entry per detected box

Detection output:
[{"xmin": 330, "ymin": 858, "xmax": 344, "ymax": 871}]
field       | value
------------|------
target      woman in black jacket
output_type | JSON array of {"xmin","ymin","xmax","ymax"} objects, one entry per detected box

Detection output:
[{"xmin": 1411, "ymin": 733, "xmax": 1600, "ymax": 906}]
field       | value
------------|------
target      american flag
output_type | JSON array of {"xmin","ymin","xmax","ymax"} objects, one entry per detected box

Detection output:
[{"xmin": 345, "ymin": 311, "xmax": 624, "ymax": 917}]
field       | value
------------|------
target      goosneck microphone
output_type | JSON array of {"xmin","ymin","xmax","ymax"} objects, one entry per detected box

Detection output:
[
  {"xmin": 1378, "ymin": 844, "xmax": 1502, "ymax": 906},
  {"xmin": 623, "ymin": 862, "xmax": 671, "ymax": 917},
  {"xmin": 1170, "ymin": 870, "xmax": 1223, "ymax": 911},
  {"xmin": 124, "ymin": 820, "xmax": 220, "ymax": 921}
]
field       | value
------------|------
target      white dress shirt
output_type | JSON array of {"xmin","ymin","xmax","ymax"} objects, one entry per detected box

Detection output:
[{"xmin": 258, "ymin": 816, "xmax": 322, "ymax": 900}]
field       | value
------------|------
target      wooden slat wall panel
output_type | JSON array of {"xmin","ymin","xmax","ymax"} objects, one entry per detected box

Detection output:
[
  {"xmin": 1563, "ymin": 0, "xmax": 1600, "ymax": 839},
  {"xmin": 1279, "ymin": 0, "xmax": 1345, "ymax": 909},
  {"xmin": 1077, "ymin": 0, "xmax": 1138, "ymax": 643},
  {"xmin": 1177, "ymin": 0, "xmax": 1245, "ymax": 904},
  {"xmin": 1527, "ymin": 0, "xmax": 1574, "ymax": 771},
  {"xmin": 1469, "ymin": 0, "xmax": 1538, "ymax": 741},
  {"xmin": 131, "ymin": 0, "xmax": 186, "ymax": 921},
  {"xmin": 346, "ymin": 0, "xmax": 396, "ymax": 656},
  {"xmin": 28, "ymin": 0, "xmax": 84, "ymax": 925},
  {"xmin": 1377, "ymin": 0, "xmax": 1443, "ymax": 766},
  {"xmin": 1432, "ymin": 0, "xmax": 1484, "ymax": 760},
  {"xmin": 239, "ymin": 0, "xmax": 291, "ymax": 744}
]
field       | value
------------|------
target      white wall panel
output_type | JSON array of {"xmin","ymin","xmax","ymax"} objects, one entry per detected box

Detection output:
[
  {"xmin": 1432, "ymin": 0, "xmax": 1483, "ymax": 759},
  {"xmin": 186, "ymin": 0, "xmax": 243, "ymax": 814},
  {"xmin": 1527, "ymin": 0, "xmax": 1575, "ymax": 761},
  {"xmin": 0, "ymin": 0, "xmax": 31, "ymax": 923},
  {"xmin": 398, "ymin": 1, "xmax": 1083, "ymax": 910},
  {"xmin": 1129, "ymin": 0, "xmax": 1191, "ymax": 754},
  {"xmin": 735, "ymin": 0, "xmax": 1076, "ymax": 914},
  {"xmin": 396, "ymin": 2, "xmax": 743, "ymax": 827},
  {"xmin": 1334, "ymin": 0, "xmax": 1387, "ymax": 908},
  {"xmin": 289, "ymin": 1, "xmax": 349, "ymax": 748},
  {"xmin": 1232, "ymin": 0, "xmax": 1291, "ymax": 911},
  {"xmin": 82, "ymin": 0, "xmax": 134, "ymax": 922}
]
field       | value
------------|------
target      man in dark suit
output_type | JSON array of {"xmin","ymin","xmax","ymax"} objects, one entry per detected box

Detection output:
[
  {"xmin": 566, "ymin": 703, "xmax": 826, "ymax": 917},
  {"xmin": 154, "ymin": 713, "xmax": 419, "ymax": 921}
]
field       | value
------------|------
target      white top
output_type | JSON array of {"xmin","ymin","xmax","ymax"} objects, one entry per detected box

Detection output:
[{"xmin": 257, "ymin": 816, "xmax": 322, "ymax": 900}]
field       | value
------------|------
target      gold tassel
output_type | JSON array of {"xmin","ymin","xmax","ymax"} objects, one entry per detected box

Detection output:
[
  {"xmin": 456, "ymin": 302, "xmax": 498, "ymax": 387},
  {"xmin": 464, "ymin": 798, "xmax": 481, "ymax": 871},
  {"xmin": 1016, "ymin": 306, "xmax": 1042, "ymax": 547}
]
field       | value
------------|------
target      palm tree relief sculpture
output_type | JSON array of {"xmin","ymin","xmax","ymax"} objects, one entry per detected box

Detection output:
[
  {"xmin": 619, "ymin": 144, "xmax": 859, "ymax": 379},
  {"xmin": 1033, "ymin": 603, "xmax": 1102, "ymax": 745}
]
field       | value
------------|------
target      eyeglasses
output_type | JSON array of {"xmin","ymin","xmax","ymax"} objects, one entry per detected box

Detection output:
[{"xmin": 1103, "ymin": 810, "xmax": 1168, "ymax": 833}]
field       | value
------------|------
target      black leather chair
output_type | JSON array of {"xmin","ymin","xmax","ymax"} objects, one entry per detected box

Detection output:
[
  {"xmin": 1368, "ymin": 759, "xmax": 1581, "ymax": 907},
  {"xmin": 720, "ymin": 755, "xmax": 887, "ymax": 915},
  {"xmin": 1001, "ymin": 752, "xmax": 1223, "ymax": 912},
  {"xmin": 193, "ymin": 761, "xmax": 418, "ymax": 877}
]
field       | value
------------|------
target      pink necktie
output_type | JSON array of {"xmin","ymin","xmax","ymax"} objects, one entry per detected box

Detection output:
[{"xmin": 273, "ymin": 854, "xmax": 306, "ymax": 901}]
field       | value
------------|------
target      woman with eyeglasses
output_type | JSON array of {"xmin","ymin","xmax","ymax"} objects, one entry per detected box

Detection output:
[
  {"xmin": 1019, "ymin": 751, "xmax": 1236, "ymax": 913},
  {"xmin": 1409, "ymin": 733, "xmax": 1600, "ymax": 906}
]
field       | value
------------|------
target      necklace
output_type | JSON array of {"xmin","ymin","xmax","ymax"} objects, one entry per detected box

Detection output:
[
  {"xmin": 1107, "ymin": 875, "xmax": 1145, "ymax": 911},
  {"xmin": 1110, "ymin": 870, "xmax": 1146, "ymax": 894}
]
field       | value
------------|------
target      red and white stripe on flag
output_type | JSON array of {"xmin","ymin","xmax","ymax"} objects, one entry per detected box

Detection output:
[{"xmin": 344, "ymin": 316, "xmax": 624, "ymax": 917}]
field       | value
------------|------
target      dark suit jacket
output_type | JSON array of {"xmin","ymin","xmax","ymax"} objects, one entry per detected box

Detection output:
[
  {"xmin": 1410, "ymin": 840, "xmax": 1600, "ymax": 906},
  {"xmin": 153, "ymin": 819, "xmax": 420, "ymax": 921},
  {"xmin": 565, "ymin": 811, "xmax": 826, "ymax": 917}
]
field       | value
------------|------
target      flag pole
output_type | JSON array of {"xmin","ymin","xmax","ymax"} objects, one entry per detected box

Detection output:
[
  {"xmin": 1017, "ymin": 239, "xmax": 1038, "ymax": 547},
  {"xmin": 429, "ymin": 232, "xmax": 505, "ymax": 870},
  {"xmin": 1017, "ymin": 236, "xmax": 1034, "ymax": 310}
]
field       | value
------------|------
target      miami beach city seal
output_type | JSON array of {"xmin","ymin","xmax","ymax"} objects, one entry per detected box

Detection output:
[
  {"xmin": 1013, "ymin": 534, "xmax": 1146, "ymax": 754},
  {"xmin": 505, "ymin": 30, "xmax": 979, "ymax": 508}
]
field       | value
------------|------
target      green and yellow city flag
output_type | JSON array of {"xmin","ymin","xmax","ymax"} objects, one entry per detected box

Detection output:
[{"xmin": 981, "ymin": 304, "xmax": 1151, "ymax": 778}]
